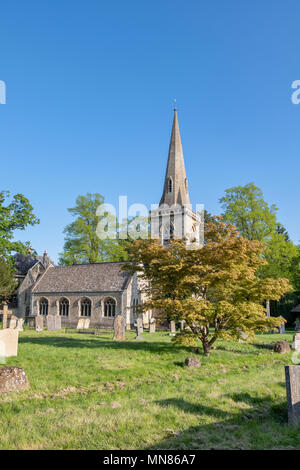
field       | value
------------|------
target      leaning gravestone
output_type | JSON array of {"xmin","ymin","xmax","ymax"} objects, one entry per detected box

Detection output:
[
  {"xmin": 0, "ymin": 329, "xmax": 19, "ymax": 358},
  {"xmin": 292, "ymin": 333, "xmax": 300, "ymax": 351},
  {"xmin": 46, "ymin": 315, "xmax": 61, "ymax": 331},
  {"xmin": 135, "ymin": 317, "xmax": 144, "ymax": 340},
  {"xmin": 285, "ymin": 365, "xmax": 300, "ymax": 426},
  {"xmin": 0, "ymin": 366, "xmax": 29, "ymax": 394},
  {"xmin": 35, "ymin": 315, "xmax": 43, "ymax": 332},
  {"xmin": 113, "ymin": 315, "xmax": 125, "ymax": 341},
  {"xmin": 149, "ymin": 319, "xmax": 156, "ymax": 333}
]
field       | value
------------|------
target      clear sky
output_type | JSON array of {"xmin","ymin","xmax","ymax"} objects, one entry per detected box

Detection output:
[{"xmin": 1, "ymin": 0, "xmax": 299, "ymax": 262}]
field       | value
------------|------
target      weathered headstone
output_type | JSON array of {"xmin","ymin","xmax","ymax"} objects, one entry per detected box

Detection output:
[
  {"xmin": 279, "ymin": 323, "xmax": 286, "ymax": 334},
  {"xmin": 35, "ymin": 315, "xmax": 43, "ymax": 332},
  {"xmin": 179, "ymin": 320, "xmax": 185, "ymax": 332},
  {"xmin": 292, "ymin": 333, "xmax": 300, "ymax": 351},
  {"xmin": 149, "ymin": 319, "xmax": 156, "ymax": 333},
  {"xmin": 46, "ymin": 315, "xmax": 61, "ymax": 331},
  {"xmin": 285, "ymin": 365, "xmax": 300, "ymax": 426},
  {"xmin": 238, "ymin": 329, "xmax": 248, "ymax": 343},
  {"xmin": 135, "ymin": 317, "xmax": 144, "ymax": 340},
  {"xmin": 170, "ymin": 320, "xmax": 176, "ymax": 335},
  {"xmin": 113, "ymin": 315, "xmax": 126, "ymax": 341},
  {"xmin": 0, "ymin": 329, "xmax": 19, "ymax": 358},
  {"xmin": 16, "ymin": 319, "xmax": 24, "ymax": 332},
  {"xmin": 0, "ymin": 367, "xmax": 29, "ymax": 394},
  {"xmin": 8, "ymin": 318, "xmax": 17, "ymax": 329},
  {"xmin": 77, "ymin": 318, "xmax": 85, "ymax": 330}
]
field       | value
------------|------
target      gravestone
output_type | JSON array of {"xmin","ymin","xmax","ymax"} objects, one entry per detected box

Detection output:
[
  {"xmin": 77, "ymin": 318, "xmax": 85, "ymax": 330},
  {"xmin": 238, "ymin": 329, "xmax": 248, "ymax": 343},
  {"xmin": 285, "ymin": 365, "xmax": 300, "ymax": 426},
  {"xmin": 8, "ymin": 318, "xmax": 17, "ymax": 329},
  {"xmin": 16, "ymin": 319, "xmax": 24, "ymax": 332},
  {"xmin": 113, "ymin": 315, "xmax": 125, "ymax": 341},
  {"xmin": 35, "ymin": 316, "xmax": 43, "ymax": 332},
  {"xmin": 279, "ymin": 323, "xmax": 286, "ymax": 334},
  {"xmin": 170, "ymin": 321, "xmax": 176, "ymax": 335},
  {"xmin": 0, "ymin": 367, "xmax": 29, "ymax": 394},
  {"xmin": 135, "ymin": 317, "xmax": 144, "ymax": 340},
  {"xmin": 179, "ymin": 320, "xmax": 185, "ymax": 332},
  {"xmin": 46, "ymin": 315, "xmax": 61, "ymax": 331},
  {"xmin": 0, "ymin": 329, "xmax": 19, "ymax": 358},
  {"xmin": 292, "ymin": 333, "xmax": 300, "ymax": 351},
  {"xmin": 149, "ymin": 319, "xmax": 156, "ymax": 333}
]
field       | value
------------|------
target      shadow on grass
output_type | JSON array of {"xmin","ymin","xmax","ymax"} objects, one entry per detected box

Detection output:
[
  {"xmin": 152, "ymin": 393, "xmax": 289, "ymax": 450},
  {"xmin": 19, "ymin": 335, "xmax": 190, "ymax": 356}
]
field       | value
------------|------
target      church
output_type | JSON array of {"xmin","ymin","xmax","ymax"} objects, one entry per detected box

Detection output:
[{"xmin": 15, "ymin": 108, "xmax": 201, "ymax": 328}]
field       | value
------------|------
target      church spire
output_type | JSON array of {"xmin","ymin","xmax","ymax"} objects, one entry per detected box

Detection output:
[{"xmin": 160, "ymin": 108, "xmax": 190, "ymax": 207}]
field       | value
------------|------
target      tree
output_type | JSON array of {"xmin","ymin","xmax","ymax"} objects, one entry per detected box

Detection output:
[
  {"xmin": 219, "ymin": 183, "xmax": 277, "ymax": 242},
  {"xmin": 0, "ymin": 190, "xmax": 39, "ymax": 262},
  {"xmin": 123, "ymin": 219, "xmax": 290, "ymax": 356},
  {"xmin": 0, "ymin": 258, "xmax": 17, "ymax": 303},
  {"xmin": 59, "ymin": 193, "xmax": 128, "ymax": 265}
]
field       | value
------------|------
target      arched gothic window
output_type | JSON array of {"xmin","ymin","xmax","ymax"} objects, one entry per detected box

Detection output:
[
  {"xmin": 59, "ymin": 298, "xmax": 69, "ymax": 316},
  {"xmin": 81, "ymin": 298, "xmax": 91, "ymax": 317},
  {"xmin": 132, "ymin": 298, "xmax": 139, "ymax": 315},
  {"xmin": 104, "ymin": 298, "xmax": 116, "ymax": 317},
  {"xmin": 39, "ymin": 298, "xmax": 48, "ymax": 316}
]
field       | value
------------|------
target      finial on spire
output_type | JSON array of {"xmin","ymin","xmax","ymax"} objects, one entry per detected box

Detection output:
[{"xmin": 173, "ymin": 98, "xmax": 177, "ymax": 110}]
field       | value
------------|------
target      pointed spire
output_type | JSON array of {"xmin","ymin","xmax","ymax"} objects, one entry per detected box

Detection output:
[{"xmin": 160, "ymin": 108, "xmax": 190, "ymax": 207}]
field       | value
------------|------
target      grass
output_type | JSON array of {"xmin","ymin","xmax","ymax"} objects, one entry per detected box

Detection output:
[{"xmin": 0, "ymin": 327, "xmax": 299, "ymax": 450}]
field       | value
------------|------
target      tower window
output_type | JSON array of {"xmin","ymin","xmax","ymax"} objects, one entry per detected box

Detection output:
[{"xmin": 168, "ymin": 178, "xmax": 173, "ymax": 193}]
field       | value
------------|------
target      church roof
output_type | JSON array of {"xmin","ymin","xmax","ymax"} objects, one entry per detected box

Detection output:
[
  {"xmin": 31, "ymin": 262, "xmax": 132, "ymax": 293},
  {"xmin": 160, "ymin": 108, "xmax": 191, "ymax": 207},
  {"xmin": 14, "ymin": 253, "xmax": 54, "ymax": 276}
]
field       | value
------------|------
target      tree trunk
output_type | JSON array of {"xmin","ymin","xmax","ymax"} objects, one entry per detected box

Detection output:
[{"xmin": 202, "ymin": 340, "xmax": 210, "ymax": 356}]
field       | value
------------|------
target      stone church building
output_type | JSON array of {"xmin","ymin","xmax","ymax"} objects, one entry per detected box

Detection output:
[{"xmin": 15, "ymin": 108, "xmax": 201, "ymax": 328}]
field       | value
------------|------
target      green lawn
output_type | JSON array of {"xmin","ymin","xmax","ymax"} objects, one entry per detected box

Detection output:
[{"xmin": 0, "ymin": 327, "xmax": 299, "ymax": 450}]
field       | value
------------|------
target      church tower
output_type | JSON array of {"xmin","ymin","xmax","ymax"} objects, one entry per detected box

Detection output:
[{"xmin": 151, "ymin": 108, "xmax": 201, "ymax": 246}]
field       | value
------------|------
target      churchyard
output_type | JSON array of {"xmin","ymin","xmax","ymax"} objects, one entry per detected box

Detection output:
[{"xmin": 0, "ymin": 326, "xmax": 300, "ymax": 450}]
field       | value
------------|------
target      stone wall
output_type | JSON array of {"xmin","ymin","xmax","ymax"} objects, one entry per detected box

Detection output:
[{"xmin": 31, "ymin": 292, "xmax": 124, "ymax": 328}]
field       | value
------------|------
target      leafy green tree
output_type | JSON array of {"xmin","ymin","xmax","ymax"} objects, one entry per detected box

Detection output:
[
  {"xmin": 0, "ymin": 258, "xmax": 17, "ymax": 302},
  {"xmin": 219, "ymin": 183, "xmax": 277, "ymax": 242},
  {"xmin": 59, "ymin": 193, "xmax": 128, "ymax": 265},
  {"xmin": 124, "ymin": 220, "xmax": 290, "ymax": 356},
  {"xmin": 0, "ymin": 190, "xmax": 39, "ymax": 262}
]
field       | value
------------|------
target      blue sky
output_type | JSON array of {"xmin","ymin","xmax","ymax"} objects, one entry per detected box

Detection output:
[{"xmin": 1, "ymin": 0, "xmax": 299, "ymax": 262}]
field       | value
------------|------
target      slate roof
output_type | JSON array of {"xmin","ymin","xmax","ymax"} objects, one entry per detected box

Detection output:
[{"xmin": 31, "ymin": 262, "xmax": 132, "ymax": 293}]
